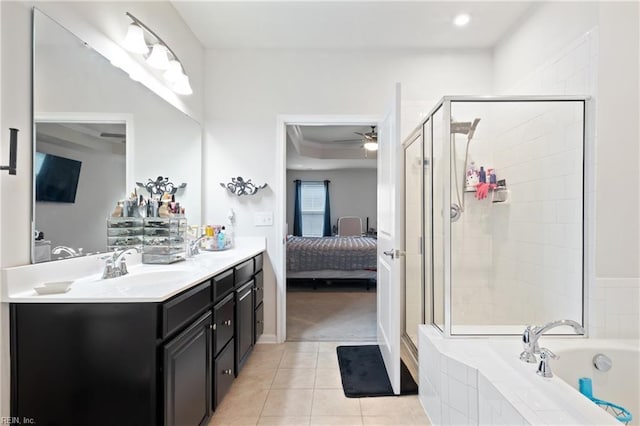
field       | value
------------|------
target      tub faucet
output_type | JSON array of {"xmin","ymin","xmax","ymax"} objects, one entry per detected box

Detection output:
[
  {"xmin": 102, "ymin": 247, "xmax": 141, "ymax": 279},
  {"xmin": 520, "ymin": 319, "xmax": 585, "ymax": 363}
]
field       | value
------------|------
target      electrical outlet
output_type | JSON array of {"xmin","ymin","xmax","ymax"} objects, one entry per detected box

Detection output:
[{"xmin": 254, "ymin": 211, "xmax": 273, "ymax": 227}]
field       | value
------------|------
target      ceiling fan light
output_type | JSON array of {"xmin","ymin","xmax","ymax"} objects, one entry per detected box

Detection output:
[
  {"xmin": 364, "ymin": 141, "xmax": 378, "ymax": 151},
  {"xmin": 122, "ymin": 23, "xmax": 149, "ymax": 54},
  {"xmin": 454, "ymin": 13, "xmax": 471, "ymax": 27},
  {"xmin": 146, "ymin": 43, "xmax": 170, "ymax": 70}
]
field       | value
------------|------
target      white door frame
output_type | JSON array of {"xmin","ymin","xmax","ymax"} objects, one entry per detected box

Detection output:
[{"xmin": 275, "ymin": 114, "xmax": 381, "ymax": 343}]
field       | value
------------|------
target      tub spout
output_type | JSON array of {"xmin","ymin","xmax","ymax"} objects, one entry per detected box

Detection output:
[{"xmin": 520, "ymin": 319, "xmax": 585, "ymax": 363}]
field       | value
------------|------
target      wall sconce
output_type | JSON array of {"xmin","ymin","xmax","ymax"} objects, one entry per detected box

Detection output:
[
  {"xmin": 122, "ymin": 12, "xmax": 193, "ymax": 95},
  {"xmin": 136, "ymin": 176, "xmax": 186, "ymax": 197},
  {"xmin": 220, "ymin": 177, "xmax": 267, "ymax": 196},
  {"xmin": 0, "ymin": 128, "xmax": 18, "ymax": 175}
]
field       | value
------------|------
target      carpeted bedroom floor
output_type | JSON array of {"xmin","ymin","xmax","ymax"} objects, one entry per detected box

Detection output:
[{"xmin": 286, "ymin": 286, "xmax": 376, "ymax": 341}]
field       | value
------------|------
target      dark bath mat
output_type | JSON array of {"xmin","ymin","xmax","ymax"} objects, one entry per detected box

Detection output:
[{"xmin": 336, "ymin": 345, "xmax": 418, "ymax": 397}]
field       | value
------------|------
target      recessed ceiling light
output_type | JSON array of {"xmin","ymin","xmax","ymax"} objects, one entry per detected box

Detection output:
[{"xmin": 454, "ymin": 13, "xmax": 471, "ymax": 27}]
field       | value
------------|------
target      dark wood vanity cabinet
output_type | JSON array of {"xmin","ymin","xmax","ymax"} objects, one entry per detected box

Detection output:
[
  {"xmin": 213, "ymin": 337, "xmax": 235, "ymax": 408},
  {"xmin": 10, "ymin": 252, "xmax": 265, "ymax": 426},
  {"xmin": 163, "ymin": 311, "xmax": 212, "ymax": 426},
  {"xmin": 254, "ymin": 256, "xmax": 265, "ymax": 344},
  {"xmin": 235, "ymin": 280, "xmax": 254, "ymax": 373},
  {"xmin": 11, "ymin": 303, "xmax": 159, "ymax": 426},
  {"xmin": 212, "ymin": 289, "xmax": 235, "ymax": 410}
]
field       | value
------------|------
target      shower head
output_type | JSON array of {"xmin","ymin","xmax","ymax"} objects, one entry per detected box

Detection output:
[
  {"xmin": 467, "ymin": 118, "xmax": 481, "ymax": 140},
  {"xmin": 450, "ymin": 118, "xmax": 481, "ymax": 139}
]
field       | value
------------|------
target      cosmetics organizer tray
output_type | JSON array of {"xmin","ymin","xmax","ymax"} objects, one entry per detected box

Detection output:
[
  {"xmin": 142, "ymin": 216, "xmax": 187, "ymax": 264},
  {"xmin": 107, "ymin": 217, "xmax": 143, "ymax": 251}
]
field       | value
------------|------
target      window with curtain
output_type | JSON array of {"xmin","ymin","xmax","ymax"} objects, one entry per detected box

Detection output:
[{"xmin": 301, "ymin": 181, "xmax": 326, "ymax": 237}]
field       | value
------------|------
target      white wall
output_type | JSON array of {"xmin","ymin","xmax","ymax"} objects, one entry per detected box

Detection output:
[
  {"xmin": 204, "ymin": 48, "xmax": 494, "ymax": 339},
  {"xmin": 0, "ymin": 1, "xmax": 205, "ymax": 415},
  {"xmin": 286, "ymin": 169, "xmax": 377, "ymax": 235},
  {"xmin": 493, "ymin": 1, "xmax": 639, "ymax": 338}
]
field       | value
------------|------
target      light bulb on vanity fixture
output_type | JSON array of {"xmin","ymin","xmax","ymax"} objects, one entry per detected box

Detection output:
[
  {"xmin": 146, "ymin": 44, "xmax": 170, "ymax": 70},
  {"xmin": 121, "ymin": 12, "xmax": 192, "ymax": 95},
  {"xmin": 122, "ymin": 23, "xmax": 149, "ymax": 54}
]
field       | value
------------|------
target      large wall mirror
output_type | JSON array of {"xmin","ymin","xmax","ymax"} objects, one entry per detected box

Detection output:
[{"xmin": 33, "ymin": 8, "xmax": 202, "ymax": 263}]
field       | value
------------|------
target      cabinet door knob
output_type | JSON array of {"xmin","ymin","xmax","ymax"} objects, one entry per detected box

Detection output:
[
  {"xmin": 223, "ymin": 320, "xmax": 232, "ymax": 326},
  {"xmin": 256, "ymin": 320, "xmax": 263, "ymax": 324},
  {"xmin": 210, "ymin": 324, "xmax": 216, "ymax": 330},
  {"xmin": 223, "ymin": 369, "xmax": 232, "ymax": 375}
]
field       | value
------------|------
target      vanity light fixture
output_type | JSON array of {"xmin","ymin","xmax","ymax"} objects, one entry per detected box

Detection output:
[
  {"xmin": 453, "ymin": 13, "xmax": 471, "ymax": 27},
  {"xmin": 121, "ymin": 12, "xmax": 192, "ymax": 95}
]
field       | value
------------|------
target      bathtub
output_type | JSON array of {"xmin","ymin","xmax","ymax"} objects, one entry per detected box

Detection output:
[
  {"xmin": 552, "ymin": 340, "xmax": 639, "ymax": 426},
  {"xmin": 418, "ymin": 325, "xmax": 639, "ymax": 425}
]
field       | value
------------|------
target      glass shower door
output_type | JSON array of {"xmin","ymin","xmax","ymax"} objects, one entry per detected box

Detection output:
[{"xmin": 403, "ymin": 130, "xmax": 423, "ymax": 347}]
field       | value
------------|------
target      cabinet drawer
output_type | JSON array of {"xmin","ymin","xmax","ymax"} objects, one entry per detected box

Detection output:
[
  {"xmin": 212, "ymin": 269, "xmax": 234, "ymax": 303},
  {"xmin": 254, "ymin": 270, "xmax": 264, "ymax": 308},
  {"xmin": 254, "ymin": 253, "xmax": 263, "ymax": 272},
  {"xmin": 234, "ymin": 259, "xmax": 254, "ymax": 286},
  {"xmin": 213, "ymin": 293, "xmax": 234, "ymax": 356},
  {"xmin": 214, "ymin": 339, "xmax": 235, "ymax": 410},
  {"xmin": 254, "ymin": 303, "xmax": 264, "ymax": 344},
  {"xmin": 162, "ymin": 281, "xmax": 212, "ymax": 339}
]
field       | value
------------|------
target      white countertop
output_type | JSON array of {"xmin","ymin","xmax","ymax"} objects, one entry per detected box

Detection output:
[{"xmin": 1, "ymin": 237, "xmax": 266, "ymax": 303}]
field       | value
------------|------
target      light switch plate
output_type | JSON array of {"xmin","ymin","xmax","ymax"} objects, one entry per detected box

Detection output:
[{"xmin": 254, "ymin": 211, "xmax": 273, "ymax": 227}]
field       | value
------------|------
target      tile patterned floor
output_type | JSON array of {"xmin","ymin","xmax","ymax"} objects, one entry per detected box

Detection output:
[{"xmin": 208, "ymin": 342, "xmax": 430, "ymax": 425}]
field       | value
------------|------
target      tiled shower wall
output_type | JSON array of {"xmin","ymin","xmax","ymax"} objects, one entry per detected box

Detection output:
[
  {"xmin": 489, "ymin": 100, "xmax": 584, "ymax": 325},
  {"xmin": 449, "ymin": 31, "xmax": 597, "ymax": 330},
  {"xmin": 500, "ymin": 28, "xmax": 639, "ymax": 338}
]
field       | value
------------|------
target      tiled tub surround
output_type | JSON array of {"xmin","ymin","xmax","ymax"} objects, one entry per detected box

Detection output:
[
  {"xmin": 418, "ymin": 325, "xmax": 635, "ymax": 425},
  {"xmin": 2, "ymin": 237, "xmax": 265, "ymax": 303}
]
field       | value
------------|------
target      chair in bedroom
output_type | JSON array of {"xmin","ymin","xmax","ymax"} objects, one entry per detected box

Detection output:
[{"xmin": 337, "ymin": 216, "xmax": 362, "ymax": 236}]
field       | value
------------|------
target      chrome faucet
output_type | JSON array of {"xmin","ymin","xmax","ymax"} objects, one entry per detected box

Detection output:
[
  {"xmin": 102, "ymin": 247, "xmax": 141, "ymax": 279},
  {"xmin": 536, "ymin": 348, "xmax": 559, "ymax": 378},
  {"xmin": 520, "ymin": 319, "xmax": 585, "ymax": 363},
  {"xmin": 52, "ymin": 246, "xmax": 82, "ymax": 258},
  {"xmin": 187, "ymin": 235, "xmax": 208, "ymax": 257}
]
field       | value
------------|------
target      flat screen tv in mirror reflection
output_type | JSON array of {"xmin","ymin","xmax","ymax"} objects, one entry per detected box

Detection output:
[{"xmin": 35, "ymin": 152, "xmax": 82, "ymax": 203}]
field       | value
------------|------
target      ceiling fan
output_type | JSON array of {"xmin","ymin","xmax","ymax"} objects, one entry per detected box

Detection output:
[
  {"xmin": 332, "ymin": 125, "xmax": 378, "ymax": 151},
  {"xmin": 355, "ymin": 125, "xmax": 377, "ymax": 142}
]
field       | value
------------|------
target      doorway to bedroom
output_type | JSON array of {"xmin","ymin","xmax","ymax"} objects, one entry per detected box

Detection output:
[{"xmin": 285, "ymin": 122, "xmax": 379, "ymax": 342}]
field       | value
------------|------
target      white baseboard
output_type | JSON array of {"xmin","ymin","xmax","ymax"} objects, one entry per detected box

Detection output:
[{"xmin": 256, "ymin": 334, "xmax": 277, "ymax": 344}]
